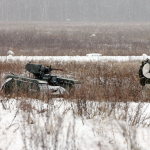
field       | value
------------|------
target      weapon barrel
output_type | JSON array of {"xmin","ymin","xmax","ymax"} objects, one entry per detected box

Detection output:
[{"xmin": 52, "ymin": 68, "xmax": 63, "ymax": 71}]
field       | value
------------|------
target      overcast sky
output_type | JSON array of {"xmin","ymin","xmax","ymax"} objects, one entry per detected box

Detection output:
[{"xmin": 0, "ymin": 0, "xmax": 150, "ymax": 22}]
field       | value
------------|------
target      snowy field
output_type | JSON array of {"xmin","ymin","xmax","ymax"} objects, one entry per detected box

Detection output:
[
  {"xmin": 0, "ymin": 54, "xmax": 149, "ymax": 62},
  {"xmin": 0, "ymin": 54, "xmax": 150, "ymax": 150},
  {"xmin": 0, "ymin": 97, "xmax": 150, "ymax": 150}
]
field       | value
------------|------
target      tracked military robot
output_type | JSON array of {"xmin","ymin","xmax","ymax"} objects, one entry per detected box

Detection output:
[{"xmin": 2, "ymin": 62, "xmax": 82, "ymax": 95}]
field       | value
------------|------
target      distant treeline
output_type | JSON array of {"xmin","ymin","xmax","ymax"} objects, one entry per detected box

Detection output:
[{"xmin": 0, "ymin": 0, "xmax": 150, "ymax": 22}]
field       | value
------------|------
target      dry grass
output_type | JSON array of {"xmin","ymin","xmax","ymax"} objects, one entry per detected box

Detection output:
[
  {"xmin": 0, "ymin": 22, "xmax": 150, "ymax": 56},
  {"xmin": 0, "ymin": 60, "xmax": 143, "ymax": 102}
]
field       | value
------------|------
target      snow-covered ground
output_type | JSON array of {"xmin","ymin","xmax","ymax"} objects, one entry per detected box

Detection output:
[
  {"xmin": 0, "ymin": 97, "xmax": 150, "ymax": 150},
  {"xmin": 0, "ymin": 54, "xmax": 150, "ymax": 150},
  {"xmin": 0, "ymin": 53, "xmax": 149, "ymax": 62}
]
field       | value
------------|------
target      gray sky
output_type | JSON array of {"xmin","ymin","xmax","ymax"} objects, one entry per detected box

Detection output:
[{"xmin": 0, "ymin": 0, "xmax": 150, "ymax": 22}]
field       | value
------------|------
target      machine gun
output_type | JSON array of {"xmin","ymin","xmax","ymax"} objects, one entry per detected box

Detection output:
[
  {"xmin": 25, "ymin": 62, "xmax": 63, "ymax": 81},
  {"xmin": 2, "ymin": 62, "xmax": 82, "ymax": 95}
]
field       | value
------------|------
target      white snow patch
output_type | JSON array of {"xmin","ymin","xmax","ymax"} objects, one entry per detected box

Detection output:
[
  {"xmin": 90, "ymin": 34, "xmax": 96, "ymax": 37},
  {"xmin": 39, "ymin": 85, "xmax": 67, "ymax": 95},
  {"xmin": 0, "ymin": 98, "xmax": 150, "ymax": 150},
  {"xmin": 0, "ymin": 55, "xmax": 148, "ymax": 62},
  {"xmin": 143, "ymin": 53, "xmax": 148, "ymax": 60},
  {"xmin": 86, "ymin": 53, "xmax": 102, "ymax": 56}
]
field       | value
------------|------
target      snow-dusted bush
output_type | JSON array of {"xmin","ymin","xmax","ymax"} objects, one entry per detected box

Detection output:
[{"xmin": 7, "ymin": 50, "xmax": 14, "ymax": 56}]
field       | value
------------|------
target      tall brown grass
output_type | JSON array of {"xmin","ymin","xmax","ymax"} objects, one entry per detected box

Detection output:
[
  {"xmin": 0, "ymin": 60, "xmax": 143, "ymax": 102},
  {"xmin": 0, "ymin": 22, "xmax": 150, "ymax": 56}
]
